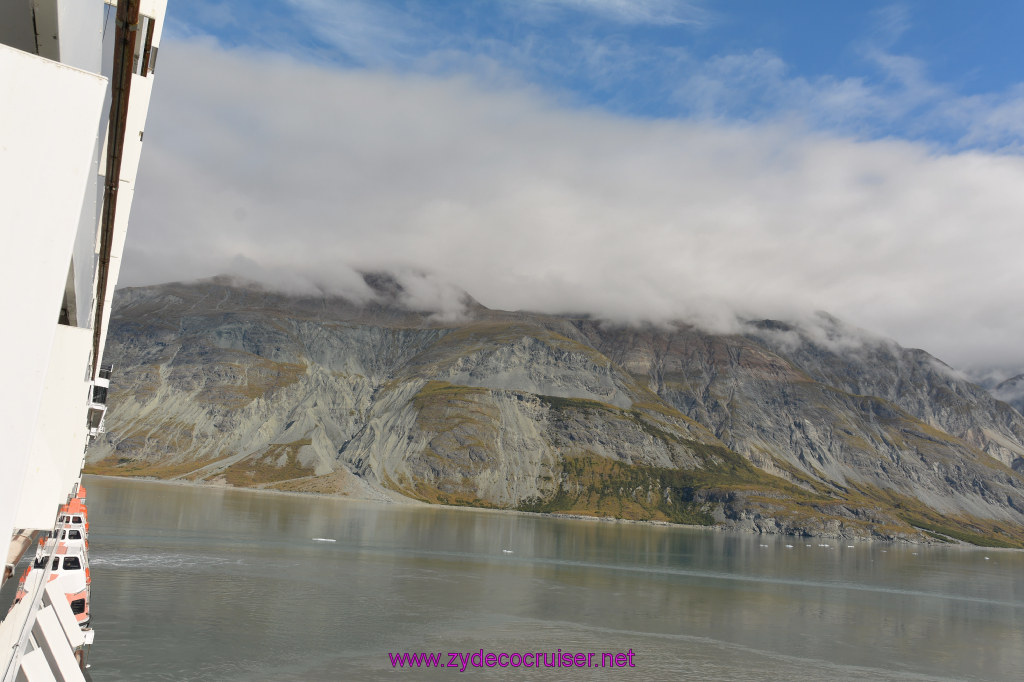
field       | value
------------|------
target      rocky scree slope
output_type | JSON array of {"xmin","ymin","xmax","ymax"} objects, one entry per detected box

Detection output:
[{"xmin": 86, "ymin": 279, "xmax": 1024, "ymax": 547}]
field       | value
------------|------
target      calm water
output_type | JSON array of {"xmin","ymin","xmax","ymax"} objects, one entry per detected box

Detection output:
[{"xmin": 56, "ymin": 477, "xmax": 1024, "ymax": 680}]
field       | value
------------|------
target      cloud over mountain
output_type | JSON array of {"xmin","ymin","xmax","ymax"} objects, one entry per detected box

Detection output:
[{"xmin": 124, "ymin": 38, "xmax": 1024, "ymax": 371}]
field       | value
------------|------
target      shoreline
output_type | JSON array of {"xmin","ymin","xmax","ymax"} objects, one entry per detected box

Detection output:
[
  {"xmin": 81, "ymin": 473, "xmax": 726, "ymax": 534},
  {"xmin": 84, "ymin": 473, "xmax": 1024, "ymax": 552}
]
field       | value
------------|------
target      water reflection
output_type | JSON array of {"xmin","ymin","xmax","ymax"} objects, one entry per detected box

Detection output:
[{"xmin": 83, "ymin": 476, "xmax": 1024, "ymax": 681}]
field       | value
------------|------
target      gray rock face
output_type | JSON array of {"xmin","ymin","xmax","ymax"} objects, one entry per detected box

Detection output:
[
  {"xmin": 87, "ymin": 279, "xmax": 1024, "ymax": 546},
  {"xmin": 577, "ymin": 317, "xmax": 1024, "ymax": 522},
  {"xmin": 743, "ymin": 316, "xmax": 1024, "ymax": 470}
]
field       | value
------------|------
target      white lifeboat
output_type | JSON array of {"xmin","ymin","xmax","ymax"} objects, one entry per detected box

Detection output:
[{"xmin": 12, "ymin": 486, "xmax": 94, "ymax": 628}]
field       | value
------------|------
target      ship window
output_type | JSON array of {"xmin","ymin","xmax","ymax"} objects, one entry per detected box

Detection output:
[
  {"xmin": 134, "ymin": 15, "xmax": 155, "ymax": 76},
  {"xmin": 70, "ymin": 599, "xmax": 86, "ymax": 615},
  {"xmin": 91, "ymin": 385, "xmax": 108, "ymax": 405},
  {"xmin": 34, "ymin": 557, "xmax": 47, "ymax": 569},
  {"xmin": 52, "ymin": 557, "xmax": 59, "ymax": 571},
  {"xmin": 63, "ymin": 557, "xmax": 82, "ymax": 571},
  {"xmin": 60, "ymin": 530, "xmax": 66, "ymax": 539},
  {"xmin": 69, "ymin": 530, "xmax": 82, "ymax": 540},
  {"xmin": 73, "ymin": 516, "xmax": 83, "ymax": 524}
]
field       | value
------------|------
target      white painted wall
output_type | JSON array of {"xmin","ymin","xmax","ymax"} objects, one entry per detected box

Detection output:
[
  {"xmin": 71, "ymin": 140, "xmax": 101, "ymax": 329},
  {"xmin": 63, "ymin": 0, "xmax": 106, "ymax": 330},
  {"xmin": 55, "ymin": 0, "xmax": 104, "ymax": 73},
  {"xmin": 0, "ymin": 44, "xmax": 107, "ymax": 544},
  {"xmin": 15, "ymin": 325, "xmax": 92, "ymax": 529}
]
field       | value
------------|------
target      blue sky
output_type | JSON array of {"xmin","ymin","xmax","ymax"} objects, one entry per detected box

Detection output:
[
  {"xmin": 128, "ymin": 1, "xmax": 1024, "ymax": 372},
  {"xmin": 164, "ymin": 0, "xmax": 1024, "ymax": 149}
]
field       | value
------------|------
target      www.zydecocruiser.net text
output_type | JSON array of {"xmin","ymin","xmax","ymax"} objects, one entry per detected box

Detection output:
[{"xmin": 389, "ymin": 649, "xmax": 637, "ymax": 671}]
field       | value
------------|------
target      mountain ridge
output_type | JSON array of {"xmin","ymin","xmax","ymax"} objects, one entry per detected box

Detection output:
[{"xmin": 86, "ymin": 277, "xmax": 1024, "ymax": 547}]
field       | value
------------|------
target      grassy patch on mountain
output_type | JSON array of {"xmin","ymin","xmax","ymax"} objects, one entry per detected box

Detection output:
[
  {"xmin": 85, "ymin": 418, "xmax": 199, "ymax": 465},
  {"xmin": 405, "ymin": 322, "xmax": 543, "ymax": 371},
  {"xmin": 629, "ymin": 391, "xmax": 712, "ymax": 435},
  {"xmin": 413, "ymin": 382, "xmax": 500, "ymax": 469},
  {"xmin": 193, "ymin": 357, "xmax": 306, "ymax": 409},
  {"xmin": 540, "ymin": 394, "xmax": 713, "ymax": 444},
  {"xmin": 84, "ymin": 451, "xmax": 229, "ymax": 479},
  {"xmin": 525, "ymin": 391, "xmax": 843, "ymax": 525},
  {"xmin": 406, "ymin": 321, "xmax": 613, "ymax": 378},
  {"xmin": 538, "ymin": 394, "xmax": 618, "ymax": 413},
  {"xmin": 221, "ymin": 440, "xmax": 315, "ymax": 487},
  {"xmin": 767, "ymin": 455, "xmax": 841, "ymax": 496},
  {"xmin": 381, "ymin": 469, "xmax": 498, "ymax": 508},
  {"xmin": 517, "ymin": 440, "xmax": 836, "ymax": 527},
  {"xmin": 267, "ymin": 470, "xmax": 354, "ymax": 494},
  {"xmin": 111, "ymin": 363, "xmax": 163, "ymax": 403},
  {"xmin": 517, "ymin": 454, "xmax": 715, "ymax": 524},
  {"xmin": 848, "ymin": 482, "xmax": 1024, "ymax": 548},
  {"xmin": 414, "ymin": 380, "xmax": 489, "ymax": 406},
  {"xmin": 409, "ymin": 479, "xmax": 499, "ymax": 508}
]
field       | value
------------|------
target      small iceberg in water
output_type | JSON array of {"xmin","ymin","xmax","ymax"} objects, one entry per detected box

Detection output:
[{"xmin": 312, "ymin": 538, "xmax": 336, "ymax": 543}]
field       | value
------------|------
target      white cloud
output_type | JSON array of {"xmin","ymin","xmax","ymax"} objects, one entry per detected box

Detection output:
[
  {"xmin": 125, "ymin": 39, "xmax": 1024, "ymax": 373},
  {"xmin": 674, "ymin": 46, "xmax": 947, "ymax": 139},
  {"xmin": 670, "ymin": 30, "xmax": 1024, "ymax": 153}
]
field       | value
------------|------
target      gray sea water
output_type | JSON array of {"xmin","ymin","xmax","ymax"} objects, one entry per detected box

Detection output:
[{"xmin": 59, "ymin": 477, "xmax": 1024, "ymax": 680}]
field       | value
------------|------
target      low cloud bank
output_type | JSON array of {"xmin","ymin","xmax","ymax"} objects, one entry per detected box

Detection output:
[{"xmin": 124, "ymin": 39, "xmax": 1024, "ymax": 373}]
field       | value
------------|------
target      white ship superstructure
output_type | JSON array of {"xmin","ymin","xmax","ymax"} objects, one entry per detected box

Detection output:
[{"xmin": 0, "ymin": 1, "xmax": 166, "ymax": 679}]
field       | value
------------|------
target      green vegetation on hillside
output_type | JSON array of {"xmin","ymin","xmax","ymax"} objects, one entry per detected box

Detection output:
[
  {"xmin": 222, "ymin": 440, "xmax": 316, "ymax": 487},
  {"xmin": 847, "ymin": 483, "xmax": 1024, "ymax": 548}
]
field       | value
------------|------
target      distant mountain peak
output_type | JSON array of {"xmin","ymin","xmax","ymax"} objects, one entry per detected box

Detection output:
[{"xmin": 361, "ymin": 271, "xmax": 405, "ymax": 299}]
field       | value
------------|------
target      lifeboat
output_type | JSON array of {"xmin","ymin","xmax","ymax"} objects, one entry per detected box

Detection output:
[
  {"xmin": 15, "ymin": 542, "xmax": 91, "ymax": 629},
  {"xmin": 12, "ymin": 485, "xmax": 93, "ymax": 628},
  {"xmin": 57, "ymin": 490, "xmax": 90, "ymax": 549},
  {"xmin": 57, "ymin": 486, "xmax": 92, "ymax": 626}
]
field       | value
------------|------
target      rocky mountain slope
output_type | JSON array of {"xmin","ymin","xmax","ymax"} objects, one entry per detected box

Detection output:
[{"xmin": 86, "ymin": 278, "xmax": 1024, "ymax": 547}]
